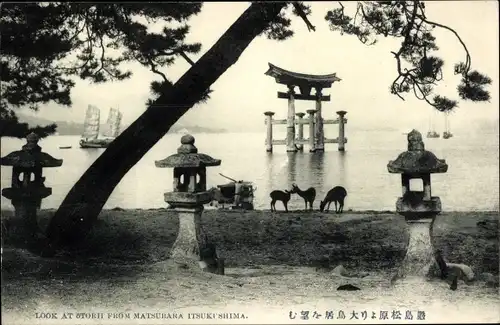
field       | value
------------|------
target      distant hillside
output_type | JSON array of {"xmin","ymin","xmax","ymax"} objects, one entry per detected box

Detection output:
[
  {"xmin": 17, "ymin": 114, "xmax": 228, "ymax": 135},
  {"xmin": 17, "ymin": 114, "xmax": 85, "ymax": 135}
]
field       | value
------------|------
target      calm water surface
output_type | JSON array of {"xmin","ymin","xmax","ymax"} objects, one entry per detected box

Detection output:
[{"xmin": 1, "ymin": 129, "xmax": 499, "ymax": 211}]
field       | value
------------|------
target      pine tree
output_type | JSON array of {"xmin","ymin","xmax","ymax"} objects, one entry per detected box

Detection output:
[
  {"xmin": 324, "ymin": 1, "xmax": 491, "ymax": 111},
  {"xmin": 0, "ymin": 3, "xmax": 205, "ymax": 137}
]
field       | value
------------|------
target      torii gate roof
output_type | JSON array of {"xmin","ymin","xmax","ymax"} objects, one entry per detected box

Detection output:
[{"xmin": 264, "ymin": 63, "xmax": 341, "ymax": 89}]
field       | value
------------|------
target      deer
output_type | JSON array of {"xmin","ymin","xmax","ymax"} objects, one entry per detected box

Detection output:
[
  {"xmin": 270, "ymin": 189, "xmax": 292, "ymax": 212},
  {"xmin": 290, "ymin": 183, "xmax": 316, "ymax": 210},
  {"xmin": 319, "ymin": 186, "xmax": 347, "ymax": 213}
]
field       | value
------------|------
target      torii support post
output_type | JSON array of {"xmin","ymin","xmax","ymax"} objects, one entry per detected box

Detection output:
[
  {"xmin": 286, "ymin": 85, "xmax": 297, "ymax": 152},
  {"xmin": 295, "ymin": 112, "xmax": 306, "ymax": 151},
  {"xmin": 337, "ymin": 110, "xmax": 347, "ymax": 151},
  {"xmin": 314, "ymin": 87, "xmax": 325, "ymax": 152},
  {"xmin": 306, "ymin": 109, "xmax": 316, "ymax": 152},
  {"xmin": 264, "ymin": 111, "xmax": 275, "ymax": 152}
]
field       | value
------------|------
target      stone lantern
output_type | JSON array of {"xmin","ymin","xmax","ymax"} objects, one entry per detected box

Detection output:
[
  {"xmin": 1, "ymin": 132, "xmax": 63, "ymax": 242},
  {"xmin": 386, "ymin": 129, "xmax": 475, "ymax": 288},
  {"xmin": 155, "ymin": 134, "xmax": 223, "ymax": 273},
  {"xmin": 388, "ymin": 130, "xmax": 476, "ymax": 288}
]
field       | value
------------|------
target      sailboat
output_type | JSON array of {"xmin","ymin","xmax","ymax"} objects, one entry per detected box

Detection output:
[
  {"xmin": 80, "ymin": 105, "xmax": 123, "ymax": 148},
  {"xmin": 426, "ymin": 109, "xmax": 440, "ymax": 138},
  {"xmin": 443, "ymin": 111, "xmax": 453, "ymax": 139}
]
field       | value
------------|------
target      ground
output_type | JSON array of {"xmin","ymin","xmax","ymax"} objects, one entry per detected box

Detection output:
[{"xmin": 1, "ymin": 209, "xmax": 499, "ymax": 322}]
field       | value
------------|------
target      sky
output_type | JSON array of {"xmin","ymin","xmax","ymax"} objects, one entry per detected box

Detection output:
[{"xmin": 21, "ymin": 1, "xmax": 499, "ymax": 132}]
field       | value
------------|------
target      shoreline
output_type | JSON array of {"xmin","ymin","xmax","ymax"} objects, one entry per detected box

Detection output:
[
  {"xmin": 2, "ymin": 208, "xmax": 499, "ymax": 213},
  {"xmin": 1, "ymin": 209, "xmax": 498, "ymax": 271}
]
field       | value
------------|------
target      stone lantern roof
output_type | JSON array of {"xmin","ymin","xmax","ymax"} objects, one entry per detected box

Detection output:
[
  {"xmin": 155, "ymin": 134, "xmax": 221, "ymax": 168},
  {"xmin": 387, "ymin": 129, "xmax": 448, "ymax": 174},
  {"xmin": 0, "ymin": 133, "xmax": 63, "ymax": 168}
]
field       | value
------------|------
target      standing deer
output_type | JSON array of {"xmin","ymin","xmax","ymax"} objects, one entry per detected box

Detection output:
[
  {"xmin": 270, "ymin": 190, "xmax": 291, "ymax": 212},
  {"xmin": 290, "ymin": 183, "xmax": 316, "ymax": 210},
  {"xmin": 319, "ymin": 186, "xmax": 347, "ymax": 213}
]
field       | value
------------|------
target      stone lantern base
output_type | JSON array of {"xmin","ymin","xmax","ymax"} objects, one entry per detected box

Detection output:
[
  {"xmin": 393, "ymin": 218, "xmax": 436, "ymax": 280},
  {"xmin": 396, "ymin": 196, "xmax": 441, "ymax": 221},
  {"xmin": 2, "ymin": 187, "xmax": 52, "ymax": 242},
  {"xmin": 392, "ymin": 215, "xmax": 476, "ymax": 289},
  {"xmin": 165, "ymin": 193, "xmax": 224, "ymax": 275},
  {"xmin": 169, "ymin": 206, "xmax": 206, "ymax": 262},
  {"xmin": 164, "ymin": 192, "xmax": 212, "ymax": 208}
]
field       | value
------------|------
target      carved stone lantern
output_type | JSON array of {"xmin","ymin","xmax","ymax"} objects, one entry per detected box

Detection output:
[
  {"xmin": 386, "ymin": 130, "xmax": 472, "ymax": 287},
  {"xmin": 1, "ymin": 133, "xmax": 63, "ymax": 242},
  {"xmin": 155, "ymin": 134, "xmax": 222, "ymax": 272}
]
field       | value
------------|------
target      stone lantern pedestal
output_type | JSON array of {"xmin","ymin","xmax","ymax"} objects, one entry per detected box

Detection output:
[
  {"xmin": 388, "ymin": 130, "xmax": 460, "ymax": 284},
  {"xmin": 1, "ymin": 133, "xmax": 63, "ymax": 246},
  {"xmin": 155, "ymin": 134, "xmax": 224, "ymax": 274}
]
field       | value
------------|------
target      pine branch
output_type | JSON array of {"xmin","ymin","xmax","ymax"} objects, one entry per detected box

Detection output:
[{"xmin": 292, "ymin": 2, "xmax": 316, "ymax": 32}]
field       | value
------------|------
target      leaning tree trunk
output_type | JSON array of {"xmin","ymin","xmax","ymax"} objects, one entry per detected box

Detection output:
[{"xmin": 46, "ymin": 2, "xmax": 287, "ymax": 247}]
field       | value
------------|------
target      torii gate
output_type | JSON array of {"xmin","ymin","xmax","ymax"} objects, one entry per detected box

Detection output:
[{"xmin": 263, "ymin": 63, "xmax": 348, "ymax": 153}]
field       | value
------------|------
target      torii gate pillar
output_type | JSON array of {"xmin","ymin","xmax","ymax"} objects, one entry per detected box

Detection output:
[
  {"xmin": 286, "ymin": 85, "xmax": 297, "ymax": 152},
  {"xmin": 314, "ymin": 87, "xmax": 325, "ymax": 152}
]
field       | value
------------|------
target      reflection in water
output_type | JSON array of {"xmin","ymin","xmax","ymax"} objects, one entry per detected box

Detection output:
[
  {"xmin": 308, "ymin": 152, "xmax": 325, "ymax": 197},
  {"xmin": 81, "ymin": 148, "xmax": 103, "ymax": 160},
  {"xmin": 265, "ymin": 152, "xmax": 274, "ymax": 195},
  {"xmin": 336, "ymin": 151, "xmax": 347, "ymax": 186},
  {"xmin": 286, "ymin": 152, "xmax": 297, "ymax": 187}
]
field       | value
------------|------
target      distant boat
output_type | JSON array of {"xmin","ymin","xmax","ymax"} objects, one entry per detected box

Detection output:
[
  {"xmin": 80, "ymin": 105, "xmax": 122, "ymax": 149},
  {"xmin": 443, "ymin": 112, "xmax": 453, "ymax": 139},
  {"xmin": 427, "ymin": 131, "xmax": 440, "ymax": 138},
  {"xmin": 59, "ymin": 146, "xmax": 72, "ymax": 149},
  {"xmin": 427, "ymin": 109, "xmax": 440, "ymax": 138}
]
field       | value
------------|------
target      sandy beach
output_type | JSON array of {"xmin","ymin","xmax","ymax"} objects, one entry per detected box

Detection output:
[{"xmin": 1, "ymin": 209, "xmax": 499, "ymax": 324}]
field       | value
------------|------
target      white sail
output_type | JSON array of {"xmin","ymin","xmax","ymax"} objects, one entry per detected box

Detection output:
[
  {"xmin": 82, "ymin": 105, "xmax": 100, "ymax": 140},
  {"xmin": 443, "ymin": 111, "xmax": 453, "ymax": 138},
  {"xmin": 444, "ymin": 112, "xmax": 451, "ymax": 133},
  {"xmin": 102, "ymin": 107, "xmax": 122, "ymax": 138},
  {"xmin": 426, "ymin": 108, "xmax": 440, "ymax": 137}
]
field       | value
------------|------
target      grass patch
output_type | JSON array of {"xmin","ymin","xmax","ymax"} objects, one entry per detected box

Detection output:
[{"xmin": 2, "ymin": 209, "xmax": 497, "ymax": 273}]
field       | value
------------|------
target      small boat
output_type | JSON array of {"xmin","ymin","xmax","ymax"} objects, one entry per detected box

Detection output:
[
  {"xmin": 59, "ymin": 146, "xmax": 72, "ymax": 149},
  {"xmin": 427, "ymin": 131, "xmax": 440, "ymax": 138},
  {"xmin": 80, "ymin": 105, "xmax": 123, "ymax": 149},
  {"xmin": 208, "ymin": 173, "xmax": 256, "ymax": 210}
]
